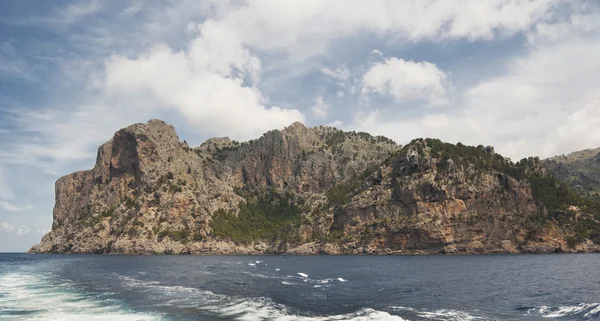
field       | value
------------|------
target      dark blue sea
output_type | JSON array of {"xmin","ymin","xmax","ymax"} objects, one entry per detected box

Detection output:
[{"xmin": 1, "ymin": 254, "xmax": 600, "ymax": 320}]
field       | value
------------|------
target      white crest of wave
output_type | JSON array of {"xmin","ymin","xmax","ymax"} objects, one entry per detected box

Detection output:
[
  {"xmin": 527, "ymin": 303, "xmax": 600, "ymax": 318},
  {"xmin": 120, "ymin": 275, "xmax": 405, "ymax": 321},
  {"xmin": 0, "ymin": 273, "xmax": 161, "ymax": 321},
  {"xmin": 391, "ymin": 306, "xmax": 486, "ymax": 320},
  {"xmin": 416, "ymin": 309, "xmax": 486, "ymax": 320},
  {"xmin": 216, "ymin": 304, "xmax": 406, "ymax": 321}
]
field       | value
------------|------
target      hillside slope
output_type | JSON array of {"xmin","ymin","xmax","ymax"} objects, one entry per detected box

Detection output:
[
  {"xmin": 30, "ymin": 120, "xmax": 600, "ymax": 254},
  {"xmin": 544, "ymin": 147, "xmax": 600, "ymax": 199}
]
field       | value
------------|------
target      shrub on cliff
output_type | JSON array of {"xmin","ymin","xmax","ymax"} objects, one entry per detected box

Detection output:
[{"xmin": 211, "ymin": 189, "xmax": 301, "ymax": 245}]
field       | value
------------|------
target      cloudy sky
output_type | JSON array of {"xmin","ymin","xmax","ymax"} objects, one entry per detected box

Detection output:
[{"xmin": 1, "ymin": 0, "xmax": 599, "ymax": 251}]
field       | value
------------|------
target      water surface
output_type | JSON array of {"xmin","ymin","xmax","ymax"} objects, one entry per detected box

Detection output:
[{"xmin": 1, "ymin": 254, "xmax": 599, "ymax": 320}]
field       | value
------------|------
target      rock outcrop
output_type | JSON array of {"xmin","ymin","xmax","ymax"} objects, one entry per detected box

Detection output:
[{"xmin": 30, "ymin": 120, "xmax": 600, "ymax": 254}]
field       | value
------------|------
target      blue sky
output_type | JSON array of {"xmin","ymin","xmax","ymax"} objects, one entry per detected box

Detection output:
[{"xmin": 1, "ymin": 0, "xmax": 600, "ymax": 251}]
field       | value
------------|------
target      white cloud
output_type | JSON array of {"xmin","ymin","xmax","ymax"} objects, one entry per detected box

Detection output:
[
  {"xmin": 103, "ymin": 42, "xmax": 304, "ymax": 140},
  {"xmin": 0, "ymin": 129, "xmax": 9, "ymax": 133},
  {"xmin": 310, "ymin": 96, "xmax": 331, "ymax": 119},
  {"xmin": 0, "ymin": 201, "xmax": 33, "ymax": 212},
  {"xmin": 361, "ymin": 57, "xmax": 449, "ymax": 105},
  {"xmin": 5, "ymin": 0, "xmax": 103, "ymax": 28},
  {"xmin": 2, "ymin": 0, "xmax": 566, "ymax": 168},
  {"xmin": 327, "ymin": 120, "xmax": 343, "ymax": 128},
  {"xmin": 205, "ymin": 0, "xmax": 558, "ymax": 58},
  {"xmin": 555, "ymin": 99, "xmax": 600, "ymax": 155},
  {"xmin": 354, "ymin": 110, "xmax": 380, "ymax": 128},
  {"xmin": 320, "ymin": 66, "xmax": 350, "ymax": 82},
  {"xmin": 15, "ymin": 226, "xmax": 30, "ymax": 236},
  {"xmin": 462, "ymin": 34, "xmax": 600, "ymax": 158},
  {"xmin": 0, "ymin": 222, "xmax": 31, "ymax": 235},
  {"xmin": 58, "ymin": 0, "xmax": 103, "ymax": 24},
  {"xmin": 349, "ymin": 5, "xmax": 600, "ymax": 160}
]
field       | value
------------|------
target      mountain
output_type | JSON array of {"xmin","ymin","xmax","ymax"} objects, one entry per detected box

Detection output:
[
  {"xmin": 543, "ymin": 148, "xmax": 600, "ymax": 199},
  {"xmin": 30, "ymin": 120, "xmax": 600, "ymax": 254}
]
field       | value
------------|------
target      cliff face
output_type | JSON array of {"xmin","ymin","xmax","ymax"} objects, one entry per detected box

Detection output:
[{"xmin": 30, "ymin": 120, "xmax": 600, "ymax": 254}]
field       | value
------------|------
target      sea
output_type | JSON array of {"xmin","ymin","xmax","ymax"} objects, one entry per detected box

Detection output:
[{"xmin": 1, "ymin": 254, "xmax": 599, "ymax": 320}]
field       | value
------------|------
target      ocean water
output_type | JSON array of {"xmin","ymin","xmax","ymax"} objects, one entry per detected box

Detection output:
[{"xmin": 1, "ymin": 254, "xmax": 600, "ymax": 320}]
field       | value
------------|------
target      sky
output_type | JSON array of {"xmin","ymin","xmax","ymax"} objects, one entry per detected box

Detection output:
[{"xmin": 1, "ymin": 0, "xmax": 600, "ymax": 252}]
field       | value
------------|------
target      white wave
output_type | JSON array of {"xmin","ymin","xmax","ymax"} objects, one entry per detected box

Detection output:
[
  {"xmin": 117, "ymin": 275, "xmax": 161, "ymax": 287},
  {"xmin": 526, "ymin": 303, "xmax": 600, "ymax": 318},
  {"xmin": 241, "ymin": 271, "xmax": 276, "ymax": 280},
  {"xmin": 0, "ymin": 273, "xmax": 161, "ymax": 321},
  {"xmin": 417, "ymin": 309, "xmax": 486, "ymax": 320},
  {"xmin": 119, "ymin": 275, "xmax": 405, "ymax": 321},
  {"xmin": 337, "ymin": 278, "xmax": 347, "ymax": 282},
  {"xmin": 210, "ymin": 303, "xmax": 406, "ymax": 321},
  {"xmin": 391, "ymin": 306, "xmax": 485, "ymax": 320},
  {"xmin": 390, "ymin": 306, "xmax": 417, "ymax": 312},
  {"xmin": 248, "ymin": 263, "xmax": 256, "ymax": 266},
  {"xmin": 297, "ymin": 272, "xmax": 309, "ymax": 278},
  {"xmin": 275, "ymin": 268, "xmax": 281, "ymax": 271}
]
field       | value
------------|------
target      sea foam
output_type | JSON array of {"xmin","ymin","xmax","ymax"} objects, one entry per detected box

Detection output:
[{"xmin": 0, "ymin": 273, "xmax": 160, "ymax": 321}]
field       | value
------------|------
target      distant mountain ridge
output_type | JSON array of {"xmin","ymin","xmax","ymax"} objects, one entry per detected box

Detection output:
[
  {"xmin": 30, "ymin": 119, "xmax": 600, "ymax": 254},
  {"xmin": 543, "ymin": 147, "xmax": 600, "ymax": 198}
]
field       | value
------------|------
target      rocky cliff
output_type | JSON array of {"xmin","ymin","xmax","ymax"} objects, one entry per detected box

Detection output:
[{"xmin": 30, "ymin": 120, "xmax": 600, "ymax": 254}]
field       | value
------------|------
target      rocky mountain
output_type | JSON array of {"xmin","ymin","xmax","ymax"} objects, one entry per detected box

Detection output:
[
  {"xmin": 30, "ymin": 120, "xmax": 600, "ymax": 255},
  {"xmin": 543, "ymin": 147, "xmax": 600, "ymax": 199}
]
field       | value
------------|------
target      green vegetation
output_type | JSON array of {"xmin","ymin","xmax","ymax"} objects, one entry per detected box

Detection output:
[
  {"xmin": 326, "ymin": 164, "xmax": 380, "ymax": 208},
  {"xmin": 413, "ymin": 138, "xmax": 584, "ymax": 214},
  {"xmin": 101, "ymin": 206, "xmax": 116, "ymax": 218},
  {"xmin": 409, "ymin": 138, "xmax": 600, "ymax": 246},
  {"xmin": 157, "ymin": 227, "xmax": 190, "ymax": 243},
  {"xmin": 325, "ymin": 130, "xmax": 346, "ymax": 148},
  {"xmin": 168, "ymin": 183, "xmax": 183, "ymax": 193},
  {"xmin": 417, "ymin": 138, "xmax": 511, "ymax": 173},
  {"xmin": 84, "ymin": 216, "xmax": 102, "ymax": 227},
  {"xmin": 543, "ymin": 149, "xmax": 600, "ymax": 196},
  {"xmin": 210, "ymin": 189, "xmax": 302, "ymax": 245},
  {"xmin": 124, "ymin": 196, "xmax": 136, "ymax": 208},
  {"xmin": 81, "ymin": 206, "xmax": 116, "ymax": 227}
]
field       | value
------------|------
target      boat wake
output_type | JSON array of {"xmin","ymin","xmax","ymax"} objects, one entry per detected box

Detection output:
[
  {"xmin": 5, "ymin": 270, "xmax": 595, "ymax": 321},
  {"xmin": 0, "ymin": 272, "xmax": 160, "ymax": 320}
]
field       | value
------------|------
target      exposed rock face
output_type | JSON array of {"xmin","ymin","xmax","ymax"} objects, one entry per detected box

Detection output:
[{"xmin": 30, "ymin": 120, "xmax": 600, "ymax": 255}]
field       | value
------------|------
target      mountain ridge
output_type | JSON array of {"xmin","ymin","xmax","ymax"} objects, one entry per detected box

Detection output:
[{"xmin": 30, "ymin": 119, "xmax": 600, "ymax": 254}]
